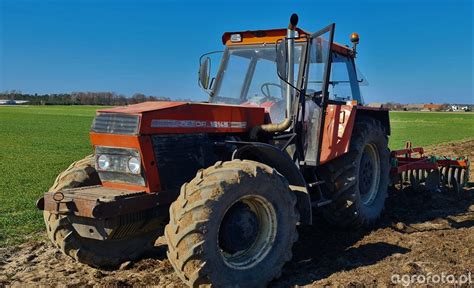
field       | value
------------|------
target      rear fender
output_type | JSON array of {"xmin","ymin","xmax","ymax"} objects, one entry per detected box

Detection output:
[
  {"xmin": 320, "ymin": 105, "xmax": 390, "ymax": 164},
  {"xmin": 356, "ymin": 107, "xmax": 390, "ymax": 135},
  {"xmin": 232, "ymin": 143, "xmax": 312, "ymax": 225}
]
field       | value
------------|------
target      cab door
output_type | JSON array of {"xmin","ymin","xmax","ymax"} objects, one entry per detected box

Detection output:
[{"xmin": 302, "ymin": 24, "xmax": 335, "ymax": 166}]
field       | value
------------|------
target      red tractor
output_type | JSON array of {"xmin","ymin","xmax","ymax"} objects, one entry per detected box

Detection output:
[{"xmin": 38, "ymin": 14, "xmax": 432, "ymax": 287}]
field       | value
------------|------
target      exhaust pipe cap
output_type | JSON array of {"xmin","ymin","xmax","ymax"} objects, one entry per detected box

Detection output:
[{"xmin": 289, "ymin": 13, "xmax": 299, "ymax": 30}]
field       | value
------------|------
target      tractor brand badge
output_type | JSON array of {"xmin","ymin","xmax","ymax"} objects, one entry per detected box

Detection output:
[{"xmin": 151, "ymin": 119, "xmax": 247, "ymax": 129}]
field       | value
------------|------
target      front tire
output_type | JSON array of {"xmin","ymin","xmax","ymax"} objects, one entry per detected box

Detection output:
[
  {"xmin": 44, "ymin": 155, "xmax": 163, "ymax": 267},
  {"xmin": 165, "ymin": 160, "xmax": 298, "ymax": 287}
]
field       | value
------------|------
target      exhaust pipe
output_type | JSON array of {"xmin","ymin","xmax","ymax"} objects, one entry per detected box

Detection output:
[
  {"xmin": 286, "ymin": 13, "xmax": 297, "ymax": 117},
  {"xmin": 254, "ymin": 13, "xmax": 298, "ymax": 135}
]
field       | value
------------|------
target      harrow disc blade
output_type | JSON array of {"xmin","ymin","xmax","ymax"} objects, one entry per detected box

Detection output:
[
  {"xmin": 451, "ymin": 172, "xmax": 461, "ymax": 193},
  {"xmin": 440, "ymin": 166, "xmax": 449, "ymax": 185},
  {"xmin": 447, "ymin": 167, "xmax": 454, "ymax": 187},
  {"xmin": 425, "ymin": 170, "xmax": 440, "ymax": 192},
  {"xmin": 453, "ymin": 166, "xmax": 469, "ymax": 187},
  {"xmin": 417, "ymin": 169, "xmax": 424, "ymax": 182},
  {"xmin": 438, "ymin": 165, "xmax": 469, "ymax": 192},
  {"xmin": 459, "ymin": 168, "xmax": 468, "ymax": 186},
  {"xmin": 409, "ymin": 170, "xmax": 420, "ymax": 190}
]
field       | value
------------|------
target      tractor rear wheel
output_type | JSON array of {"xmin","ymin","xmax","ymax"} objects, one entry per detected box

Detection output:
[
  {"xmin": 318, "ymin": 117, "xmax": 390, "ymax": 228},
  {"xmin": 165, "ymin": 160, "xmax": 298, "ymax": 287},
  {"xmin": 44, "ymin": 155, "xmax": 163, "ymax": 267}
]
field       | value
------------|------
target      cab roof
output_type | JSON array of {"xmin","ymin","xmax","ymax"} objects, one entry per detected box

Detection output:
[{"xmin": 222, "ymin": 27, "xmax": 352, "ymax": 56}]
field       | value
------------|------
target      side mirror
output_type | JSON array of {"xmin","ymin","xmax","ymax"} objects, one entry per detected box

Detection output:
[
  {"xmin": 276, "ymin": 37, "xmax": 302, "ymax": 94},
  {"xmin": 276, "ymin": 39, "xmax": 288, "ymax": 80},
  {"xmin": 199, "ymin": 57, "xmax": 211, "ymax": 89}
]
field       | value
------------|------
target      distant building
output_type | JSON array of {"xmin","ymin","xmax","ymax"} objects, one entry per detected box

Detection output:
[
  {"xmin": 423, "ymin": 104, "xmax": 443, "ymax": 111},
  {"xmin": 403, "ymin": 104, "xmax": 424, "ymax": 111},
  {"xmin": 450, "ymin": 105, "xmax": 471, "ymax": 112},
  {"xmin": 395, "ymin": 103, "xmax": 471, "ymax": 112},
  {"xmin": 0, "ymin": 99, "xmax": 29, "ymax": 105},
  {"xmin": 367, "ymin": 102, "xmax": 383, "ymax": 108}
]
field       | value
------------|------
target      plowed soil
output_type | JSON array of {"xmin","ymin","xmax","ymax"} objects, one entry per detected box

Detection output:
[{"xmin": 1, "ymin": 140, "xmax": 473, "ymax": 287}]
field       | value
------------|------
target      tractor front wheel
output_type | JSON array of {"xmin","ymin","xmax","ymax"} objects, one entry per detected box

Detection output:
[
  {"xmin": 165, "ymin": 160, "xmax": 298, "ymax": 287},
  {"xmin": 44, "ymin": 155, "xmax": 162, "ymax": 267}
]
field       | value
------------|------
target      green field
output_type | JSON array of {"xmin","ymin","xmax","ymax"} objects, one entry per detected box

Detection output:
[
  {"xmin": 0, "ymin": 106, "xmax": 101, "ymax": 246},
  {"xmin": 0, "ymin": 106, "xmax": 473, "ymax": 246},
  {"xmin": 389, "ymin": 111, "xmax": 474, "ymax": 149}
]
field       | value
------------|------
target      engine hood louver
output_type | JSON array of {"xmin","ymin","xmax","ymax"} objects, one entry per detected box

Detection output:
[{"xmin": 91, "ymin": 113, "xmax": 140, "ymax": 135}]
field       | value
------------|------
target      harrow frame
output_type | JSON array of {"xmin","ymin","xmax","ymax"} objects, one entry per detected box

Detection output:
[{"xmin": 390, "ymin": 142, "xmax": 470, "ymax": 192}]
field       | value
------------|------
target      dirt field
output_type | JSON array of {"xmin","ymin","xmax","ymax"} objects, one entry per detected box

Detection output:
[{"xmin": 1, "ymin": 140, "xmax": 473, "ymax": 287}]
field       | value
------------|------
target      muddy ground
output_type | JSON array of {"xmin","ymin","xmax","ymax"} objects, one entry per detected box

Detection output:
[{"xmin": 1, "ymin": 140, "xmax": 473, "ymax": 287}]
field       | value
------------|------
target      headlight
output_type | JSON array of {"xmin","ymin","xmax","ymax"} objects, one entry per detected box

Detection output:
[
  {"xmin": 95, "ymin": 147, "xmax": 142, "ymax": 175},
  {"xmin": 127, "ymin": 157, "xmax": 141, "ymax": 174},
  {"xmin": 97, "ymin": 155, "xmax": 110, "ymax": 170}
]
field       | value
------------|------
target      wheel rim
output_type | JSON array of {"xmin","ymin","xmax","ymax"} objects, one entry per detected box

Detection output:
[
  {"xmin": 218, "ymin": 195, "xmax": 277, "ymax": 270},
  {"xmin": 359, "ymin": 143, "xmax": 381, "ymax": 206}
]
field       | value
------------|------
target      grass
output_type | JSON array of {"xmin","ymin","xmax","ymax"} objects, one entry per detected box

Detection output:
[
  {"xmin": 389, "ymin": 111, "xmax": 474, "ymax": 149},
  {"xmin": 0, "ymin": 106, "xmax": 102, "ymax": 246},
  {"xmin": 0, "ymin": 106, "xmax": 473, "ymax": 246}
]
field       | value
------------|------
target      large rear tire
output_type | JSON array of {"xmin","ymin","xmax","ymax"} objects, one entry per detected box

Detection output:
[
  {"xmin": 165, "ymin": 160, "xmax": 298, "ymax": 287},
  {"xmin": 318, "ymin": 117, "xmax": 390, "ymax": 228},
  {"xmin": 44, "ymin": 155, "xmax": 162, "ymax": 267}
]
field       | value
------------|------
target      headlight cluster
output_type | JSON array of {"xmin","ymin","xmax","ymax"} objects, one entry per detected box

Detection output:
[
  {"xmin": 95, "ymin": 149, "xmax": 142, "ymax": 175},
  {"xmin": 127, "ymin": 157, "xmax": 141, "ymax": 174},
  {"xmin": 97, "ymin": 155, "xmax": 111, "ymax": 170}
]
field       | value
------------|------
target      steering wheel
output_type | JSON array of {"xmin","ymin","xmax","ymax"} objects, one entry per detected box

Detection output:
[{"xmin": 260, "ymin": 83, "xmax": 283, "ymax": 101}]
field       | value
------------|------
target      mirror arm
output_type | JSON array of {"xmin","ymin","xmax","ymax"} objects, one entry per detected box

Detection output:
[
  {"xmin": 275, "ymin": 37, "xmax": 309, "ymax": 94},
  {"xmin": 198, "ymin": 51, "xmax": 223, "ymax": 95},
  {"xmin": 199, "ymin": 50, "xmax": 224, "ymax": 63},
  {"xmin": 209, "ymin": 77, "xmax": 215, "ymax": 90},
  {"xmin": 276, "ymin": 62, "xmax": 302, "ymax": 93}
]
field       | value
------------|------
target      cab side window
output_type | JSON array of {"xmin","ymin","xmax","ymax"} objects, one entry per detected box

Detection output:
[
  {"xmin": 329, "ymin": 53, "xmax": 353, "ymax": 101},
  {"xmin": 306, "ymin": 51, "xmax": 361, "ymax": 103}
]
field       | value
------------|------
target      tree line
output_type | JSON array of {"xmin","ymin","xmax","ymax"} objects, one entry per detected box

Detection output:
[
  {"xmin": 383, "ymin": 102, "xmax": 450, "ymax": 111},
  {"xmin": 0, "ymin": 90, "xmax": 192, "ymax": 105}
]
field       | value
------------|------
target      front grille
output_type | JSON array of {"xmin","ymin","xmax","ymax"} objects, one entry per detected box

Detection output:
[
  {"xmin": 98, "ymin": 171, "xmax": 146, "ymax": 186},
  {"xmin": 152, "ymin": 134, "xmax": 223, "ymax": 191},
  {"xmin": 91, "ymin": 113, "xmax": 140, "ymax": 135}
]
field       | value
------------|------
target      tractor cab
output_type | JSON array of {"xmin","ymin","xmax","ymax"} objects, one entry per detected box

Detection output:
[
  {"xmin": 198, "ymin": 16, "xmax": 376, "ymax": 167},
  {"xmin": 200, "ymin": 24, "xmax": 364, "ymax": 125}
]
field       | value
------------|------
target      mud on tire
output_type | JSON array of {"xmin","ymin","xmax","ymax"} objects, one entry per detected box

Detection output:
[
  {"xmin": 318, "ymin": 117, "xmax": 390, "ymax": 228},
  {"xmin": 165, "ymin": 160, "xmax": 299, "ymax": 287},
  {"xmin": 44, "ymin": 155, "xmax": 161, "ymax": 268}
]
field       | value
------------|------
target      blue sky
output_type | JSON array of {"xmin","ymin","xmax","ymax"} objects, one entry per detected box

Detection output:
[{"xmin": 0, "ymin": 0, "xmax": 472, "ymax": 104}]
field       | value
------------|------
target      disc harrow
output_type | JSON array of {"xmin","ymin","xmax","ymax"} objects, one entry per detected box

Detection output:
[{"xmin": 390, "ymin": 142, "xmax": 470, "ymax": 192}]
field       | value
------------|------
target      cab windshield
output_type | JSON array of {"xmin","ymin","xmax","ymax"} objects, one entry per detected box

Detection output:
[{"xmin": 211, "ymin": 44, "xmax": 304, "ymax": 121}]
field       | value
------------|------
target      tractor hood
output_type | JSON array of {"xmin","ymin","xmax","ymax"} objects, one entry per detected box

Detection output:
[{"xmin": 93, "ymin": 101, "xmax": 266, "ymax": 135}]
